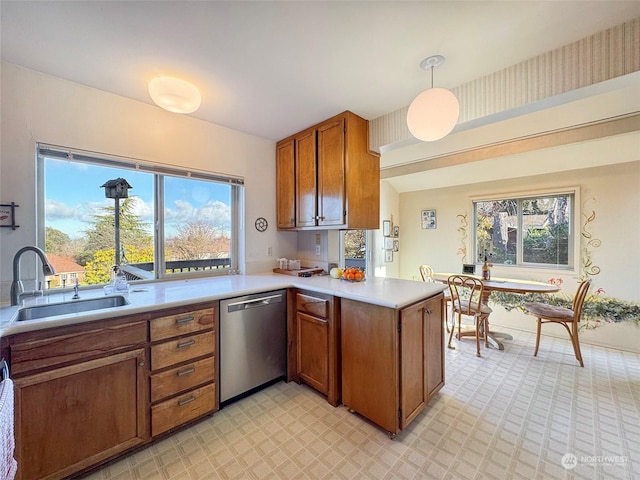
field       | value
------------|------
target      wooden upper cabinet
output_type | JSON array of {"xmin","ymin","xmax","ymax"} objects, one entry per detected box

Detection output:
[
  {"xmin": 295, "ymin": 129, "xmax": 318, "ymax": 227},
  {"xmin": 317, "ymin": 118, "xmax": 346, "ymax": 226},
  {"xmin": 276, "ymin": 139, "xmax": 296, "ymax": 229},
  {"xmin": 276, "ymin": 111, "xmax": 379, "ymax": 230}
]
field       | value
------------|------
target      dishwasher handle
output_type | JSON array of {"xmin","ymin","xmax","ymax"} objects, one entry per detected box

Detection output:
[{"xmin": 226, "ymin": 293, "xmax": 283, "ymax": 313}]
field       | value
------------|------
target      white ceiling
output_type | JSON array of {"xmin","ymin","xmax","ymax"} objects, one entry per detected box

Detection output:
[{"xmin": 2, "ymin": 1, "xmax": 640, "ymax": 143}]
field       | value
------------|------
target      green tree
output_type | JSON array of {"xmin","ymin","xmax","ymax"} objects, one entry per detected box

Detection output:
[
  {"xmin": 84, "ymin": 245, "xmax": 154, "ymax": 285},
  {"xmin": 45, "ymin": 227, "xmax": 71, "ymax": 255},
  {"xmin": 77, "ymin": 196, "xmax": 152, "ymax": 266}
]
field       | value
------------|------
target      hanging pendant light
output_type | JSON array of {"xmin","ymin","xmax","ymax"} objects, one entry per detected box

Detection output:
[
  {"xmin": 406, "ymin": 55, "xmax": 459, "ymax": 141},
  {"xmin": 148, "ymin": 76, "xmax": 201, "ymax": 114}
]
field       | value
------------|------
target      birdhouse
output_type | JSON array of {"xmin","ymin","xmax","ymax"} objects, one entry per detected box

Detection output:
[{"xmin": 100, "ymin": 178, "xmax": 132, "ymax": 199}]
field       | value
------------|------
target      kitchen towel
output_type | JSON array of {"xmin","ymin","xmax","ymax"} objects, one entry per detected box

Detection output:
[{"xmin": 0, "ymin": 376, "xmax": 17, "ymax": 480}]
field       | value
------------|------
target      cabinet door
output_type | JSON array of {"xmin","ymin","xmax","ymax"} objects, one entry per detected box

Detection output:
[
  {"xmin": 341, "ymin": 299, "xmax": 398, "ymax": 434},
  {"xmin": 295, "ymin": 129, "xmax": 317, "ymax": 227},
  {"xmin": 317, "ymin": 118, "xmax": 345, "ymax": 226},
  {"xmin": 296, "ymin": 311, "xmax": 328, "ymax": 394},
  {"xmin": 425, "ymin": 294, "xmax": 445, "ymax": 400},
  {"xmin": 276, "ymin": 139, "xmax": 296, "ymax": 229},
  {"xmin": 400, "ymin": 300, "xmax": 427, "ymax": 429},
  {"xmin": 14, "ymin": 349, "xmax": 147, "ymax": 480}
]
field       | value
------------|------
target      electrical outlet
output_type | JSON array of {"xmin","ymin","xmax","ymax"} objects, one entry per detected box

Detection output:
[
  {"xmin": 267, "ymin": 246, "xmax": 272, "ymax": 256},
  {"xmin": 315, "ymin": 245, "xmax": 321, "ymax": 255}
]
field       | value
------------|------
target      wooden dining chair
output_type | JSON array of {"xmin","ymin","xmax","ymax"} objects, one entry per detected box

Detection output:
[
  {"xmin": 524, "ymin": 278, "xmax": 591, "ymax": 367},
  {"xmin": 419, "ymin": 265, "xmax": 453, "ymax": 333},
  {"xmin": 447, "ymin": 275, "xmax": 492, "ymax": 357}
]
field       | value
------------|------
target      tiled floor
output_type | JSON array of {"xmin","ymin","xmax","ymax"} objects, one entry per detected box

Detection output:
[{"xmin": 85, "ymin": 327, "xmax": 639, "ymax": 480}]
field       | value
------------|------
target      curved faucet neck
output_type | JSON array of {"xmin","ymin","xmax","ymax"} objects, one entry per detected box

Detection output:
[{"xmin": 11, "ymin": 246, "xmax": 55, "ymax": 306}]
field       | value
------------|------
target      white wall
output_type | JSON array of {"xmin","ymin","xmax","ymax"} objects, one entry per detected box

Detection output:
[{"xmin": 0, "ymin": 63, "xmax": 298, "ymax": 302}]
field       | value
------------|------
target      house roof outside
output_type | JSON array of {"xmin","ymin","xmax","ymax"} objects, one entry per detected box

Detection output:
[{"xmin": 46, "ymin": 254, "xmax": 85, "ymax": 275}]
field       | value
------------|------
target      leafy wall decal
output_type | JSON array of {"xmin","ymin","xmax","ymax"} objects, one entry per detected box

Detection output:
[{"xmin": 456, "ymin": 213, "xmax": 468, "ymax": 263}]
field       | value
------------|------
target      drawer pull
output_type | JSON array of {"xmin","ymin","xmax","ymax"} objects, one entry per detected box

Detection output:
[
  {"xmin": 177, "ymin": 367, "xmax": 195, "ymax": 377},
  {"xmin": 176, "ymin": 315, "xmax": 195, "ymax": 325},
  {"xmin": 178, "ymin": 395, "xmax": 196, "ymax": 406},
  {"xmin": 177, "ymin": 339, "xmax": 196, "ymax": 349}
]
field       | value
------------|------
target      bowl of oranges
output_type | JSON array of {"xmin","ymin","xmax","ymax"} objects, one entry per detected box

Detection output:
[{"xmin": 340, "ymin": 267, "xmax": 366, "ymax": 282}]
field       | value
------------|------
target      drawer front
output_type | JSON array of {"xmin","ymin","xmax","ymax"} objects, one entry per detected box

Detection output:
[
  {"xmin": 151, "ymin": 383, "xmax": 216, "ymax": 437},
  {"xmin": 150, "ymin": 308, "xmax": 216, "ymax": 342},
  {"xmin": 151, "ymin": 331, "xmax": 215, "ymax": 371},
  {"xmin": 10, "ymin": 321, "xmax": 147, "ymax": 376},
  {"xmin": 296, "ymin": 293, "xmax": 329, "ymax": 319},
  {"xmin": 150, "ymin": 356, "xmax": 215, "ymax": 403}
]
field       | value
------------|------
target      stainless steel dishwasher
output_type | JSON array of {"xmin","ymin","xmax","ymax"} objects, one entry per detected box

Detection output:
[{"xmin": 219, "ymin": 289, "xmax": 287, "ymax": 405}]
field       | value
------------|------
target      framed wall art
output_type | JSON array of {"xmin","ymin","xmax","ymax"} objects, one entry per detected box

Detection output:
[
  {"xmin": 393, "ymin": 226, "xmax": 399, "ymax": 237},
  {"xmin": 384, "ymin": 250, "xmax": 393, "ymax": 262},
  {"xmin": 383, "ymin": 220, "xmax": 391, "ymax": 237},
  {"xmin": 421, "ymin": 209, "xmax": 437, "ymax": 229},
  {"xmin": 384, "ymin": 236, "xmax": 394, "ymax": 250}
]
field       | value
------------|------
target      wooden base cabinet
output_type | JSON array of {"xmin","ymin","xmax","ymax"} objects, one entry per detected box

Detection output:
[
  {"xmin": 149, "ymin": 306, "xmax": 217, "ymax": 437},
  {"xmin": 8, "ymin": 320, "xmax": 148, "ymax": 480},
  {"xmin": 341, "ymin": 294, "xmax": 444, "ymax": 437},
  {"xmin": 289, "ymin": 290, "xmax": 341, "ymax": 406}
]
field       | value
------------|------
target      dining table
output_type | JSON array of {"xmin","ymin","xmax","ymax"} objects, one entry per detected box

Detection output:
[{"xmin": 431, "ymin": 272, "xmax": 560, "ymax": 350}]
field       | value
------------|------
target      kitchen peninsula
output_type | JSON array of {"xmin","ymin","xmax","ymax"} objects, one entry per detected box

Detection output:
[{"xmin": 0, "ymin": 273, "xmax": 445, "ymax": 479}]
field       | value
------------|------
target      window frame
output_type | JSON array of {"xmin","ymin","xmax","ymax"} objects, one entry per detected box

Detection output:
[
  {"xmin": 37, "ymin": 144, "xmax": 243, "ymax": 284},
  {"xmin": 471, "ymin": 187, "xmax": 580, "ymax": 271}
]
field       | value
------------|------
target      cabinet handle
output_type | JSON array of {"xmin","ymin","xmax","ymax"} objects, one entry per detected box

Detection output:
[
  {"xmin": 177, "ymin": 339, "xmax": 196, "ymax": 349},
  {"xmin": 177, "ymin": 366, "xmax": 195, "ymax": 377},
  {"xmin": 178, "ymin": 395, "xmax": 196, "ymax": 406},
  {"xmin": 176, "ymin": 315, "xmax": 195, "ymax": 325}
]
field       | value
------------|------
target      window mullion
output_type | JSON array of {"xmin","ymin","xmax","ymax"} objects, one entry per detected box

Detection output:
[{"xmin": 155, "ymin": 175, "xmax": 165, "ymax": 279}]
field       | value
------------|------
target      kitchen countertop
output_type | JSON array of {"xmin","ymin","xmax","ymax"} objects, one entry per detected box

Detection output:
[{"xmin": 0, "ymin": 273, "xmax": 446, "ymax": 336}]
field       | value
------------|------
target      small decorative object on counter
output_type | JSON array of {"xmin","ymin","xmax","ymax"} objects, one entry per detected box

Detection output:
[
  {"xmin": 277, "ymin": 258, "xmax": 288, "ymax": 270},
  {"xmin": 112, "ymin": 265, "xmax": 129, "ymax": 294},
  {"xmin": 288, "ymin": 259, "xmax": 301, "ymax": 270}
]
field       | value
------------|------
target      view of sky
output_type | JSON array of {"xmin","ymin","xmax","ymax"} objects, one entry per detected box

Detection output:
[{"xmin": 44, "ymin": 157, "xmax": 231, "ymax": 240}]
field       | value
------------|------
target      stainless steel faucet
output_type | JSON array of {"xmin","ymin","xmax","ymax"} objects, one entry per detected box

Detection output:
[{"xmin": 10, "ymin": 246, "xmax": 56, "ymax": 306}]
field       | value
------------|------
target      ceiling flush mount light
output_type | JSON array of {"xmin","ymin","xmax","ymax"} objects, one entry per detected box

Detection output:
[
  {"xmin": 148, "ymin": 76, "xmax": 201, "ymax": 114},
  {"xmin": 406, "ymin": 55, "xmax": 459, "ymax": 141}
]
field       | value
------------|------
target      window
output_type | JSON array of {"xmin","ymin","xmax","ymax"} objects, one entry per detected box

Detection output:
[
  {"xmin": 39, "ymin": 145, "xmax": 243, "ymax": 288},
  {"xmin": 473, "ymin": 191, "xmax": 575, "ymax": 269}
]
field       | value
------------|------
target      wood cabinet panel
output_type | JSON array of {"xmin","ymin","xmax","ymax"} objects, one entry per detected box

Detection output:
[
  {"xmin": 400, "ymin": 300, "xmax": 427, "ymax": 429},
  {"xmin": 151, "ymin": 330, "xmax": 215, "ymax": 371},
  {"xmin": 341, "ymin": 298, "xmax": 398, "ymax": 434},
  {"xmin": 276, "ymin": 139, "xmax": 296, "ymax": 229},
  {"xmin": 151, "ymin": 383, "xmax": 216, "ymax": 437},
  {"xmin": 295, "ymin": 129, "xmax": 318, "ymax": 227},
  {"xmin": 150, "ymin": 356, "xmax": 215, "ymax": 403},
  {"xmin": 425, "ymin": 295, "xmax": 445, "ymax": 400},
  {"xmin": 296, "ymin": 293, "xmax": 329, "ymax": 318},
  {"xmin": 14, "ymin": 349, "xmax": 147, "ymax": 480},
  {"xmin": 150, "ymin": 307, "xmax": 215, "ymax": 342},
  {"xmin": 9, "ymin": 321, "xmax": 146, "ymax": 376},
  {"xmin": 317, "ymin": 118, "xmax": 345, "ymax": 226},
  {"xmin": 297, "ymin": 311, "xmax": 328, "ymax": 394}
]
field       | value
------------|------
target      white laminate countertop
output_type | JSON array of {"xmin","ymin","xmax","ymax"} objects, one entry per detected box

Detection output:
[{"xmin": 0, "ymin": 273, "xmax": 446, "ymax": 337}]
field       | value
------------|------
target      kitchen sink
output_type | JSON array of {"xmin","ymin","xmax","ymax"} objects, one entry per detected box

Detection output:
[{"xmin": 15, "ymin": 295, "xmax": 129, "ymax": 321}]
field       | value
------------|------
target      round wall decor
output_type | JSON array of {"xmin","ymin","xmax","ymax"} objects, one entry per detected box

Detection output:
[{"xmin": 255, "ymin": 217, "xmax": 268, "ymax": 232}]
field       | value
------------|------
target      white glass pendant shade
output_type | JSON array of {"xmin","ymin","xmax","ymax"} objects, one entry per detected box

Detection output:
[
  {"xmin": 407, "ymin": 87, "xmax": 459, "ymax": 141},
  {"xmin": 148, "ymin": 76, "xmax": 201, "ymax": 114}
]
